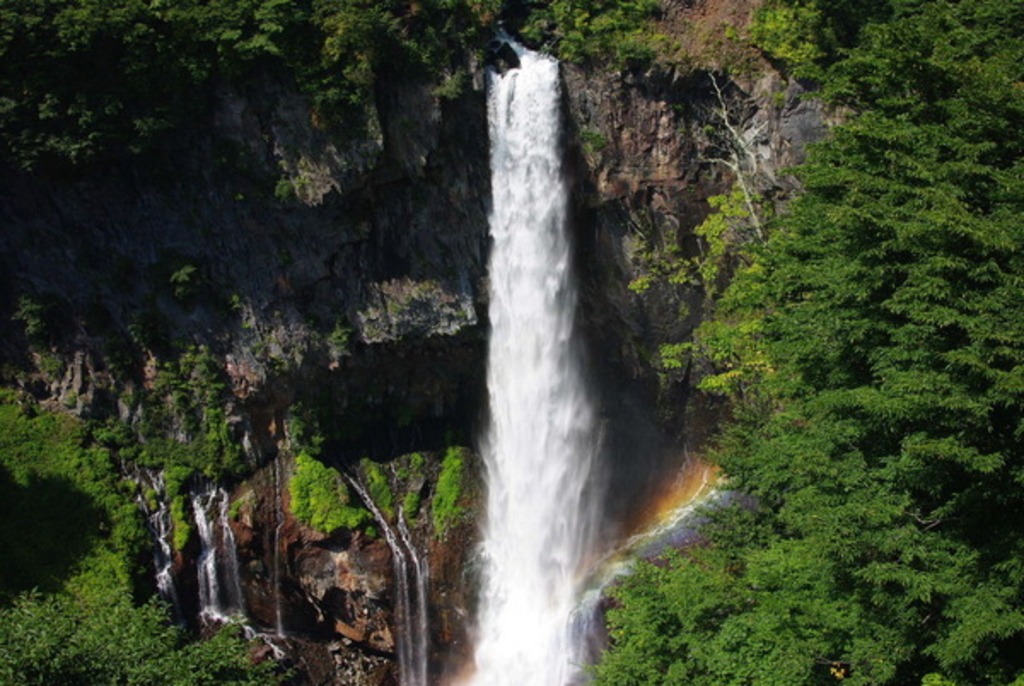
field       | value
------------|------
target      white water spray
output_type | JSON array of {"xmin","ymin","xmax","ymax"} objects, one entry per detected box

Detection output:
[
  {"xmin": 472, "ymin": 45, "xmax": 603, "ymax": 686},
  {"xmin": 219, "ymin": 487, "xmax": 246, "ymax": 615},
  {"xmin": 193, "ymin": 485, "xmax": 224, "ymax": 622}
]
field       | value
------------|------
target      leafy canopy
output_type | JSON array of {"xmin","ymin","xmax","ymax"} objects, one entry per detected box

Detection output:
[
  {"xmin": 0, "ymin": 591, "xmax": 276, "ymax": 685},
  {"xmin": 598, "ymin": 0, "xmax": 1024, "ymax": 683}
]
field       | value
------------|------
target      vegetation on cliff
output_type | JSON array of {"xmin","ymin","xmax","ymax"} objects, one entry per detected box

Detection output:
[
  {"xmin": 0, "ymin": 393, "xmax": 271, "ymax": 682},
  {"xmin": 0, "ymin": 393, "xmax": 145, "ymax": 602},
  {"xmin": 4, "ymin": 0, "xmax": 1022, "ymax": 682},
  {"xmin": 598, "ymin": 0, "xmax": 1024, "ymax": 683},
  {"xmin": 0, "ymin": 0, "xmax": 501, "ymax": 168},
  {"xmin": 0, "ymin": 0, "xmax": 682, "ymax": 170},
  {"xmin": 433, "ymin": 446, "xmax": 467, "ymax": 537},
  {"xmin": 520, "ymin": 0, "xmax": 662, "ymax": 66},
  {"xmin": 289, "ymin": 451, "xmax": 371, "ymax": 533}
]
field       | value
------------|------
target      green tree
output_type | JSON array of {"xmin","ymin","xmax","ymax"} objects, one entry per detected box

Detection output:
[
  {"xmin": 599, "ymin": 1, "xmax": 1024, "ymax": 683},
  {"xmin": 0, "ymin": 592, "xmax": 276, "ymax": 684},
  {"xmin": 520, "ymin": 0, "xmax": 663, "ymax": 66}
]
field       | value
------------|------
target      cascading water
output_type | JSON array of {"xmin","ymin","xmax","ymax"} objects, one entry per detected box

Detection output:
[
  {"xmin": 192, "ymin": 483, "xmax": 246, "ymax": 622},
  {"xmin": 137, "ymin": 472, "xmax": 183, "ymax": 624},
  {"xmin": 272, "ymin": 457, "xmax": 285, "ymax": 635},
  {"xmin": 218, "ymin": 487, "xmax": 246, "ymax": 615},
  {"xmin": 397, "ymin": 508, "xmax": 429, "ymax": 685},
  {"xmin": 472, "ymin": 44, "xmax": 604, "ymax": 686},
  {"xmin": 193, "ymin": 484, "xmax": 225, "ymax": 622},
  {"xmin": 345, "ymin": 473, "xmax": 429, "ymax": 686}
]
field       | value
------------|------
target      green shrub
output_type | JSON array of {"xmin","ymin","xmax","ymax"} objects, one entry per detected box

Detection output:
[
  {"xmin": 0, "ymin": 591, "xmax": 276, "ymax": 683},
  {"xmin": 402, "ymin": 491, "xmax": 421, "ymax": 522},
  {"xmin": 432, "ymin": 70, "xmax": 467, "ymax": 101},
  {"xmin": 0, "ymin": 399, "xmax": 147, "ymax": 601},
  {"xmin": 521, "ymin": 0, "xmax": 663, "ymax": 67},
  {"xmin": 328, "ymin": 321, "xmax": 353, "ymax": 354},
  {"xmin": 168, "ymin": 264, "xmax": 199, "ymax": 303},
  {"xmin": 361, "ymin": 459, "xmax": 393, "ymax": 520},
  {"xmin": 409, "ymin": 451, "xmax": 425, "ymax": 472},
  {"xmin": 289, "ymin": 452, "xmax": 369, "ymax": 533},
  {"xmin": 749, "ymin": 2, "xmax": 825, "ymax": 72},
  {"xmin": 580, "ymin": 129, "xmax": 608, "ymax": 154},
  {"xmin": 13, "ymin": 294, "xmax": 59, "ymax": 347},
  {"xmin": 432, "ymin": 446, "xmax": 465, "ymax": 537}
]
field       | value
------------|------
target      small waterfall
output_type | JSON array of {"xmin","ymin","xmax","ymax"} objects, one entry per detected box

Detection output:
[
  {"xmin": 344, "ymin": 472, "xmax": 429, "ymax": 686},
  {"xmin": 193, "ymin": 484, "xmax": 225, "ymax": 622},
  {"xmin": 397, "ymin": 508, "xmax": 429, "ymax": 686},
  {"xmin": 472, "ymin": 43, "xmax": 604, "ymax": 685},
  {"xmin": 191, "ymin": 482, "xmax": 246, "ymax": 622},
  {"xmin": 218, "ymin": 487, "xmax": 246, "ymax": 614},
  {"xmin": 137, "ymin": 472, "xmax": 183, "ymax": 623},
  {"xmin": 272, "ymin": 457, "xmax": 285, "ymax": 635}
]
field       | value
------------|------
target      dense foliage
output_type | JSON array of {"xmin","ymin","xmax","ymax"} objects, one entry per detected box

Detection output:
[
  {"xmin": 0, "ymin": 0, "xmax": 688, "ymax": 169},
  {"xmin": 0, "ymin": 394, "xmax": 269, "ymax": 682},
  {"xmin": 598, "ymin": 0, "xmax": 1024, "ymax": 684},
  {"xmin": 519, "ymin": 0, "xmax": 662, "ymax": 66},
  {"xmin": 0, "ymin": 592, "xmax": 275, "ymax": 684},
  {"xmin": 0, "ymin": 395, "xmax": 147, "ymax": 602},
  {"xmin": 0, "ymin": 0, "xmax": 499, "ymax": 167}
]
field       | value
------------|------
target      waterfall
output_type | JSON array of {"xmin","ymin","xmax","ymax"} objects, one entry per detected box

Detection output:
[
  {"xmin": 191, "ymin": 482, "xmax": 246, "ymax": 622},
  {"xmin": 219, "ymin": 487, "xmax": 246, "ymax": 615},
  {"xmin": 137, "ymin": 472, "xmax": 183, "ymax": 624},
  {"xmin": 272, "ymin": 457, "xmax": 285, "ymax": 635},
  {"xmin": 345, "ymin": 473, "xmax": 429, "ymax": 686},
  {"xmin": 397, "ymin": 507, "xmax": 429, "ymax": 686},
  {"xmin": 472, "ymin": 44, "xmax": 603, "ymax": 685},
  {"xmin": 193, "ymin": 484, "xmax": 225, "ymax": 622}
]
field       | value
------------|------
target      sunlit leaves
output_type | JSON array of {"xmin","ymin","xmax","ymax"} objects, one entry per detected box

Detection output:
[
  {"xmin": 0, "ymin": 592, "xmax": 276, "ymax": 684},
  {"xmin": 600, "ymin": 0, "xmax": 1024, "ymax": 682}
]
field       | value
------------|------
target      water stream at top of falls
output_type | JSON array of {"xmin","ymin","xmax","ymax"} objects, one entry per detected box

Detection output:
[{"xmin": 472, "ymin": 45, "xmax": 603, "ymax": 686}]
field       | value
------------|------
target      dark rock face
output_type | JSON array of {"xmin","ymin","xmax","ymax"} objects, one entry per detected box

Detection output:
[
  {"xmin": 486, "ymin": 39, "xmax": 521, "ymax": 73},
  {"xmin": 0, "ymin": 70, "xmax": 491, "ymax": 439},
  {"xmin": 216, "ymin": 450, "xmax": 482, "ymax": 685},
  {"xmin": 560, "ymin": 61, "xmax": 827, "ymax": 534}
]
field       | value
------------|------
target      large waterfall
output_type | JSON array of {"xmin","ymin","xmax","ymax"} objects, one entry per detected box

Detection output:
[{"xmin": 472, "ymin": 46, "xmax": 603, "ymax": 685}]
